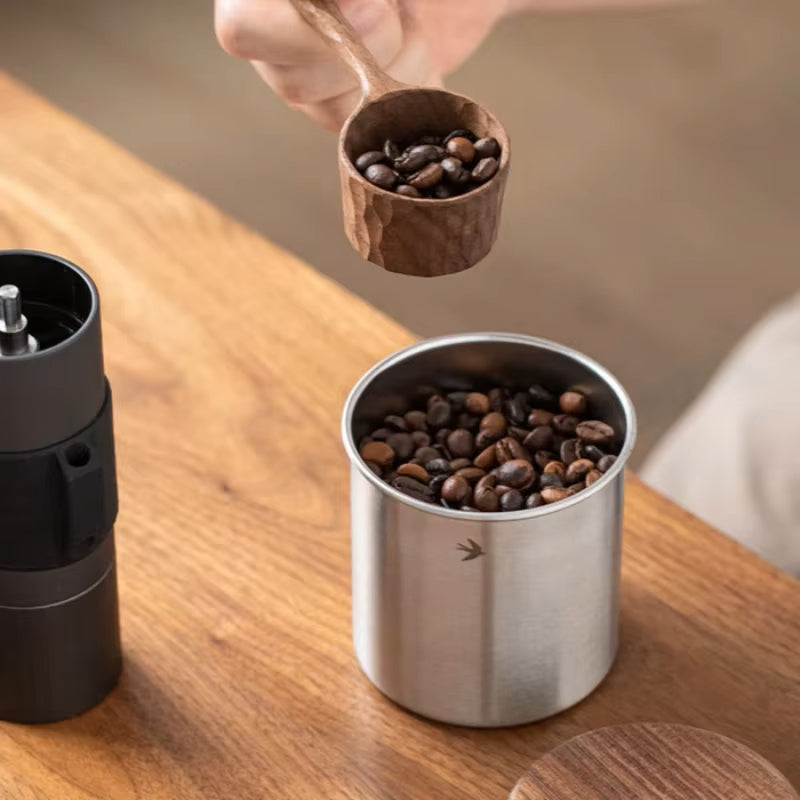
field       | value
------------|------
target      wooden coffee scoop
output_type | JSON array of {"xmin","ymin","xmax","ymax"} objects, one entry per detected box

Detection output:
[{"xmin": 289, "ymin": 0, "xmax": 510, "ymax": 277}]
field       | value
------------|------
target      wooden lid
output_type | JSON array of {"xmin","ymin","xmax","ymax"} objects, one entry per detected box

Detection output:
[{"xmin": 510, "ymin": 723, "xmax": 798, "ymax": 800}]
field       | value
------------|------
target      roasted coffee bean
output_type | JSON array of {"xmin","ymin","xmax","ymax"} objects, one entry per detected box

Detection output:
[
  {"xmin": 443, "ymin": 129, "xmax": 476, "ymax": 145},
  {"xmin": 540, "ymin": 473, "xmax": 565, "ymax": 489},
  {"xmin": 397, "ymin": 463, "xmax": 430, "ymax": 483},
  {"xmin": 559, "ymin": 391, "xmax": 588, "ymax": 415},
  {"xmin": 586, "ymin": 469, "xmax": 603, "ymax": 486},
  {"xmin": 474, "ymin": 428, "xmax": 501, "ymax": 449},
  {"xmin": 409, "ymin": 162, "xmax": 443, "ymax": 189},
  {"xmin": 396, "ymin": 144, "xmax": 443, "ymax": 172},
  {"xmin": 597, "ymin": 454, "xmax": 617, "ymax": 473},
  {"xmin": 473, "ymin": 137, "xmax": 500, "ymax": 159},
  {"xmin": 446, "ymin": 391, "xmax": 469, "ymax": 410},
  {"xmin": 528, "ymin": 384, "xmax": 557, "ymax": 409},
  {"xmin": 566, "ymin": 482, "xmax": 585, "ymax": 496},
  {"xmin": 475, "ymin": 473, "xmax": 497, "ymax": 493},
  {"xmin": 495, "ymin": 459, "xmax": 535, "ymax": 489},
  {"xmin": 524, "ymin": 426, "xmax": 554, "ymax": 452},
  {"xmin": 429, "ymin": 474, "xmax": 448, "ymax": 494},
  {"xmin": 355, "ymin": 150, "xmax": 386, "ymax": 172},
  {"xmin": 465, "ymin": 392, "xmax": 490, "ymax": 416},
  {"xmin": 500, "ymin": 488, "xmax": 524, "ymax": 511},
  {"xmin": 474, "ymin": 485, "xmax": 500, "ymax": 512},
  {"xmin": 455, "ymin": 466, "xmax": 486, "ymax": 483},
  {"xmin": 505, "ymin": 394, "xmax": 528, "ymax": 425},
  {"xmin": 541, "ymin": 487, "xmax": 571, "ymax": 504},
  {"xmin": 441, "ymin": 475, "xmax": 471, "ymax": 504},
  {"xmin": 392, "ymin": 475, "xmax": 434, "ymax": 502},
  {"xmin": 404, "ymin": 410, "xmax": 428, "ymax": 432},
  {"xmin": 543, "ymin": 461, "xmax": 566, "ymax": 478},
  {"xmin": 496, "ymin": 436, "xmax": 527, "ymax": 463},
  {"xmin": 440, "ymin": 156, "xmax": 470, "ymax": 185},
  {"xmin": 566, "ymin": 458, "xmax": 594, "ymax": 484},
  {"xmin": 370, "ymin": 427, "xmax": 392, "ymax": 441},
  {"xmin": 384, "ymin": 414, "xmax": 408, "ymax": 431},
  {"xmin": 425, "ymin": 458, "xmax": 452, "ymax": 476},
  {"xmin": 445, "ymin": 136, "xmax": 476, "ymax": 164},
  {"xmin": 365, "ymin": 163, "xmax": 396, "ymax": 189},
  {"xmin": 447, "ymin": 428, "xmax": 474, "ymax": 459},
  {"xmin": 560, "ymin": 438, "xmax": 579, "ymax": 465},
  {"xmin": 449, "ymin": 458, "xmax": 472, "ymax": 471},
  {"xmin": 488, "ymin": 387, "xmax": 506, "ymax": 411},
  {"xmin": 386, "ymin": 432, "xmax": 414, "ymax": 461},
  {"xmin": 365, "ymin": 460, "xmax": 382, "ymax": 477},
  {"xmin": 426, "ymin": 400, "xmax": 452, "ymax": 428},
  {"xmin": 414, "ymin": 446, "xmax": 439, "ymax": 463},
  {"xmin": 396, "ymin": 185, "xmax": 422, "ymax": 198},
  {"xmin": 552, "ymin": 414, "xmax": 580, "ymax": 435},
  {"xmin": 534, "ymin": 450, "xmax": 556, "ymax": 470},
  {"xmin": 480, "ymin": 411, "xmax": 508, "ymax": 433},
  {"xmin": 471, "ymin": 157, "xmax": 499, "ymax": 183},
  {"xmin": 383, "ymin": 139, "xmax": 401, "ymax": 160},
  {"xmin": 528, "ymin": 409, "xmax": 554, "ymax": 428},
  {"xmin": 474, "ymin": 443, "xmax": 498, "ymax": 470},
  {"xmin": 410, "ymin": 431, "xmax": 431, "ymax": 448},
  {"xmin": 576, "ymin": 420, "xmax": 616, "ymax": 445},
  {"xmin": 495, "ymin": 484, "xmax": 512, "ymax": 497},
  {"xmin": 435, "ymin": 429, "xmax": 452, "ymax": 447},
  {"xmin": 526, "ymin": 492, "xmax": 545, "ymax": 509},
  {"xmin": 583, "ymin": 444, "xmax": 607, "ymax": 463},
  {"xmin": 457, "ymin": 412, "xmax": 480, "ymax": 431},
  {"xmin": 360, "ymin": 441, "xmax": 395, "ymax": 467}
]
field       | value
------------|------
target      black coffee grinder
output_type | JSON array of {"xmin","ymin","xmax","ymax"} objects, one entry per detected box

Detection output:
[{"xmin": 0, "ymin": 250, "xmax": 121, "ymax": 723}]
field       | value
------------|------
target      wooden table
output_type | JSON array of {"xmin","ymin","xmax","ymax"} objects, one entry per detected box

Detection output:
[{"xmin": 0, "ymin": 72, "xmax": 798, "ymax": 799}]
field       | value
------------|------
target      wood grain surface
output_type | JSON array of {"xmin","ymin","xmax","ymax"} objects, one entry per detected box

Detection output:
[
  {"xmin": 511, "ymin": 723, "xmax": 799, "ymax": 799},
  {"xmin": 0, "ymin": 73, "xmax": 798, "ymax": 800}
]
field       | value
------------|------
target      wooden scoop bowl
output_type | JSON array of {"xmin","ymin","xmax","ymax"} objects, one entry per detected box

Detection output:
[{"xmin": 290, "ymin": 0, "xmax": 511, "ymax": 277}]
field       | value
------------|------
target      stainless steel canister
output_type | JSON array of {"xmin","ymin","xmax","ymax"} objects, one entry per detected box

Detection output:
[{"xmin": 342, "ymin": 333, "xmax": 636, "ymax": 727}]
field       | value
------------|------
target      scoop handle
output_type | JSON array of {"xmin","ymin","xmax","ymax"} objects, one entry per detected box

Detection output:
[{"xmin": 289, "ymin": 0, "xmax": 403, "ymax": 99}]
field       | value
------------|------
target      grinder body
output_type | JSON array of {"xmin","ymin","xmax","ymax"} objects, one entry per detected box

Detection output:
[{"xmin": 0, "ymin": 250, "xmax": 121, "ymax": 723}]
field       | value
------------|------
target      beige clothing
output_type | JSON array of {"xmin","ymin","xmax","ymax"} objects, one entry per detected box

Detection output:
[{"xmin": 642, "ymin": 294, "xmax": 800, "ymax": 576}]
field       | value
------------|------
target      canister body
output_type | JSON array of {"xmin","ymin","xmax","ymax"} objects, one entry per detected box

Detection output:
[{"xmin": 343, "ymin": 334, "xmax": 636, "ymax": 727}]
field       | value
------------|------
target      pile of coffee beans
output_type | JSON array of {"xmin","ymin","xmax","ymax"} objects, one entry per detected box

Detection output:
[
  {"xmin": 358, "ymin": 383, "xmax": 620, "ymax": 512},
  {"xmin": 353, "ymin": 129, "xmax": 501, "ymax": 199}
]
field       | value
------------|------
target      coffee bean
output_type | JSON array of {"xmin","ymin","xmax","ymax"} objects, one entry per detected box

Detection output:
[
  {"xmin": 464, "ymin": 392, "xmax": 490, "ymax": 416},
  {"xmin": 474, "ymin": 443, "xmax": 498, "ymax": 470},
  {"xmin": 404, "ymin": 410, "xmax": 428, "ymax": 432},
  {"xmin": 560, "ymin": 438, "xmax": 579, "ymax": 465},
  {"xmin": 457, "ymin": 412, "xmax": 480, "ymax": 431},
  {"xmin": 435, "ymin": 430, "xmax": 452, "ymax": 448},
  {"xmin": 410, "ymin": 431, "xmax": 431, "ymax": 448},
  {"xmin": 445, "ymin": 137, "xmax": 475, "ymax": 164},
  {"xmin": 566, "ymin": 482, "xmax": 585, "ymax": 496},
  {"xmin": 396, "ymin": 185, "xmax": 421, "ymax": 198},
  {"xmin": 370, "ymin": 427, "xmax": 392, "ymax": 441},
  {"xmin": 473, "ymin": 137, "xmax": 500, "ymax": 159},
  {"xmin": 541, "ymin": 487, "xmax": 571, "ymax": 504},
  {"xmin": 443, "ymin": 129, "xmax": 476, "ymax": 145},
  {"xmin": 395, "ymin": 148, "xmax": 430, "ymax": 174},
  {"xmin": 447, "ymin": 428, "xmax": 474, "ymax": 459},
  {"xmin": 365, "ymin": 163, "xmax": 396, "ymax": 190},
  {"xmin": 397, "ymin": 463, "xmax": 430, "ymax": 483},
  {"xmin": 540, "ymin": 473, "xmax": 565, "ymax": 489},
  {"xmin": 384, "ymin": 414, "xmax": 408, "ymax": 431},
  {"xmin": 359, "ymin": 436, "xmax": 374, "ymax": 449},
  {"xmin": 505, "ymin": 394, "xmax": 528, "ymax": 425},
  {"xmin": 500, "ymin": 488, "xmax": 524, "ymax": 511},
  {"xmin": 528, "ymin": 385, "xmax": 557, "ymax": 409},
  {"xmin": 480, "ymin": 411, "xmax": 508, "ymax": 434},
  {"xmin": 597, "ymin": 454, "xmax": 617, "ymax": 473},
  {"xmin": 474, "ymin": 485, "xmax": 500, "ymax": 512},
  {"xmin": 414, "ymin": 446, "xmax": 439, "ymax": 464},
  {"xmin": 446, "ymin": 391, "xmax": 468, "ymax": 410},
  {"xmin": 442, "ymin": 475, "xmax": 471, "ymax": 504},
  {"xmin": 427, "ymin": 400, "xmax": 452, "ymax": 428},
  {"xmin": 475, "ymin": 473, "xmax": 497, "ymax": 493},
  {"xmin": 496, "ymin": 436, "xmax": 527, "ymax": 463},
  {"xmin": 449, "ymin": 458, "xmax": 472, "ymax": 471},
  {"xmin": 552, "ymin": 414, "xmax": 580, "ymax": 435},
  {"xmin": 583, "ymin": 444, "xmax": 607, "ymax": 463},
  {"xmin": 543, "ymin": 461, "xmax": 566, "ymax": 478},
  {"xmin": 566, "ymin": 458, "xmax": 594, "ymax": 484},
  {"xmin": 355, "ymin": 150, "xmax": 386, "ymax": 172},
  {"xmin": 495, "ymin": 459, "xmax": 535, "ymax": 489},
  {"xmin": 506, "ymin": 426, "xmax": 527, "ymax": 442},
  {"xmin": 528, "ymin": 409, "xmax": 554, "ymax": 428},
  {"xmin": 455, "ymin": 466, "xmax": 486, "ymax": 483},
  {"xmin": 559, "ymin": 391, "xmax": 588, "ymax": 415},
  {"xmin": 524, "ymin": 426, "xmax": 554, "ymax": 452},
  {"xmin": 383, "ymin": 139, "xmax": 401, "ymax": 160},
  {"xmin": 360, "ymin": 440, "xmax": 395, "ymax": 467},
  {"xmin": 392, "ymin": 475, "xmax": 436, "ymax": 503},
  {"xmin": 526, "ymin": 492, "xmax": 545, "ymax": 509},
  {"xmin": 429, "ymin": 474, "xmax": 448, "ymax": 495},
  {"xmin": 488, "ymin": 387, "xmax": 506, "ymax": 411},
  {"xmin": 385, "ymin": 432, "xmax": 413, "ymax": 461},
  {"xmin": 425, "ymin": 458, "xmax": 452, "ymax": 476},
  {"xmin": 576, "ymin": 420, "xmax": 616, "ymax": 445},
  {"xmin": 365, "ymin": 460, "xmax": 382, "ymax": 477},
  {"xmin": 440, "ymin": 156, "xmax": 470, "ymax": 185},
  {"xmin": 533, "ymin": 450, "xmax": 556, "ymax": 470},
  {"xmin": 586, "ymin": 469, "xmax": 603, "ymax": 486},
  {"xmin": 471, "ymin": 157, "xmax": 499, "ymax": 183},
  {"xmin": 409, "ymin": 162, "xmax": 443, "ymax": 189},
  {"xmin": 475, "ymin": 428, "xmax": 501, "ymax": 450},
  {"xmin": 495, "ymin": 484, "xmax": 512, "ymax": 497}
]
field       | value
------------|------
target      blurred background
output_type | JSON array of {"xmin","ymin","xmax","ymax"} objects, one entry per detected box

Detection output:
[{"xmin": 2, "ymin": 0, "xmax": 798, "ymax": 461}]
